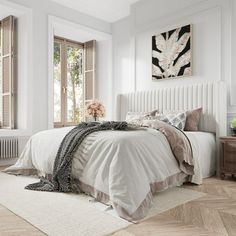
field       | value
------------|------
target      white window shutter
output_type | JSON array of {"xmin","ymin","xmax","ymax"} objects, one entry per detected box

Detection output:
[{"xmin": 1, "ymin": 16, "xmax": 16, "ymax": 129}]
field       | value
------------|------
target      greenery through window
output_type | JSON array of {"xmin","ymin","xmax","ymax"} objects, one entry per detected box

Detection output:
[{"xmin": 54, "ymin": 37, "xmax": 84, "ymax": 127}]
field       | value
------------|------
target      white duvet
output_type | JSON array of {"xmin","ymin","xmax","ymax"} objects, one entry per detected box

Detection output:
[{"xmin": 5, "ymin": 126, "xmax": 201, "ymax": 220}]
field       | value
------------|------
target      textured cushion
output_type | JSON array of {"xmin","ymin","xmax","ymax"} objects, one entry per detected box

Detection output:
[
  {"xmin": 184, "ymin": 108, "xmax": 202, "ymax": 131},
  {"xmin": 125, "ymin": 110, "xmax": 158, "ymax": 125},
  {"xmin": 158, "ymin": 112, "xmax": 187, "ymax": 130}
]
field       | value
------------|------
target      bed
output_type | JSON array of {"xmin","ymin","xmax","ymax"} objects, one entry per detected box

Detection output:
[
  {"xmin": 5, "ymin": 81, "xmax": 227, "ymax": 221},
  {"xmin": 186, "ymin": 131, "xmax": 216, "ymax": 178},
  {"xmin": 117, "ymin": 81, "xmax": 227, "ymax": 175}
]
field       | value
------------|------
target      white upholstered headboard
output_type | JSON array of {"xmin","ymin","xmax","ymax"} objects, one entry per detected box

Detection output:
[{"xmin": 117, "ymin": 82, "xmax": 227, "ymax": 137}]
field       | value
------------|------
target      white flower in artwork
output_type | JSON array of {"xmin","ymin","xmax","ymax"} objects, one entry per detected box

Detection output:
[{"xmin": 152, "ymin": 24, "xmax": 192, "ymax": 79}]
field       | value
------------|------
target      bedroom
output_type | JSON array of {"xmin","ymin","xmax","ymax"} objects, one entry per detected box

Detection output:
[{"xmin": 0, "ymin": 0, "xmax": 235, "ymax": 235}]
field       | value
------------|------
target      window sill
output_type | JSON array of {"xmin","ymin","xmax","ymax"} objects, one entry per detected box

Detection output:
[{"xmin": 0, "ymin": 129, "xmax": 31, "ymax": 137}]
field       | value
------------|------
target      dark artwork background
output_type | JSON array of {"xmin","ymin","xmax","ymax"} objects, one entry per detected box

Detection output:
[{"xmin": 152, "ymin": 24, "xmax": 191, "ymax": 80}]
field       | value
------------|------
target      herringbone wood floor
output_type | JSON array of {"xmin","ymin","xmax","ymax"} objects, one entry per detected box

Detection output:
[
  {"xmin": 0, "ymin": 165, "xmax": 236, "ymax": 236},
  {"xmin": 112, "ymin": 177, "xmax": 236, "ymax": 236}
]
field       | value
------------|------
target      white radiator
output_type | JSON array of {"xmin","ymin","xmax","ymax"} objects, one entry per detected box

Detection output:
[{"xmin": 0, "ymin": 138, "xmax": 18, "ymax": 159}]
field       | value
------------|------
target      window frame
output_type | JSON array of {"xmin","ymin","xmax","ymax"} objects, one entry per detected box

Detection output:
[{"xmin": 53, "ymin": 36, "xmax": 84, "ymax": 128}]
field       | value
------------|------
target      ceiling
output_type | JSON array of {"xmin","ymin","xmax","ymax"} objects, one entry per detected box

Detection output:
[
  {"xmin": 51, "ymin": 0, "xmax": 139, "ymax": 23},
  {"xmin": 0, "ymin": 5, "xmax": 25, "ymax": 19},
  {"xmin": 53, "ymin": 20, "xmax": 111, "ymax": 43}
]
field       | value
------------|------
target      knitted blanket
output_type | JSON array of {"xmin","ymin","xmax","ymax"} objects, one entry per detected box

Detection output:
[{"xmin": 25, "ymin": 121, "xmax": 129, "ymax": 192}]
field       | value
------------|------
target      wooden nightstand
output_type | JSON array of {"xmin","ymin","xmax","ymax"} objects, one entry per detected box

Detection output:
[{"xmin": 220, "ymin": 136, "xmax": 236, "ymax": 179}]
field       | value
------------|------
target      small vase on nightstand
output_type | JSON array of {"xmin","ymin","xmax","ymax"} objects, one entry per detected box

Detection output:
[
  {"xmin": 230, "ymin": 118, "xmax": 236, "ymax": 136},
  {"xmin": 232, "ymin": 128, "xmax": 236, "ymax": 137}
]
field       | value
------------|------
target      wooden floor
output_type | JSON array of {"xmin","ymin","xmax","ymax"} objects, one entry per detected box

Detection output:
[
  {"xmin": 112, "ymin": 177, "xmax": 236, "ymax": 236},
  {"xmin": 0, "ymin": 165, "xmax": 236, "ymax": 236},
  {"xmin": 0, "ymin": 205, "xmax": 45, "ymax": 236}
]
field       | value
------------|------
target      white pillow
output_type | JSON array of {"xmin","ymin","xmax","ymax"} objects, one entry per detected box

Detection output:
[{"xmin": 125, "ymin": 110, "xmax": 158, "ymax": 125}]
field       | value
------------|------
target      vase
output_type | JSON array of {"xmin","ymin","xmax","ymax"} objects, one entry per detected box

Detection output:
[{"xmin": 231, "ymin": 128, "xmax": 236, "ymax": 136}]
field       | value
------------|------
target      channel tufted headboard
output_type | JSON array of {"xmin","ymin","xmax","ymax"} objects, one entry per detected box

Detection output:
[{"xmin": 117, "ymin": 81, "xmax": 227, "ymax": 136}]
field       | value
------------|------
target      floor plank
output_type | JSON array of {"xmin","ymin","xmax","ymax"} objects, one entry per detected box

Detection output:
[{"xmin": 0, "ymin": 204, "xmax": 45, "ymax": 236}]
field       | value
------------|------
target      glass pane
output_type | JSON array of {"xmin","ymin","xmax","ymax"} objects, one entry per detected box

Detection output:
[
  {"xmin": 53, "ymin": 41, "xmax": 62, "ymax": 123},
  {"xmin": 66, "ymin": 44, "xmax": 83, "ymax": 124}
]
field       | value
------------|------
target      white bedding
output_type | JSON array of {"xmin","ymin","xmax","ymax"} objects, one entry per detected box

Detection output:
[
  {"xmin": 5, "ymin": 126, "xmax": 205, "ymax": 220},
  {"xmin": 186, "ymin": 132, "xmax": 216, "ymax": 178}
]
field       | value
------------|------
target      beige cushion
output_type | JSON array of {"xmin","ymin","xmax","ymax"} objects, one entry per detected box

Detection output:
[{"xmin": 184, "ymin": 108, "xmax": 202, "ymax": 131}]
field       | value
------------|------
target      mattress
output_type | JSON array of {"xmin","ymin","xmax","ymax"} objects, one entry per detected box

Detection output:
[{"xmin": 186, "ymin": 132, "xmax": 216, "ymax": 178}]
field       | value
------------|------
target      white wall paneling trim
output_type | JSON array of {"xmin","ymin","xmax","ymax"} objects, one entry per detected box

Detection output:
[
  {"xmin": 0, "ymin": 0, "xmax": 33, "ymax": 137},
  {"xmin": 47, "ymin": 16, "xmax": 55, "ymax": 129},
  {"xmin": 133, "ymin": 5, "xmax": 222, "ymax": 84},
  {"xmin": 134, "ymin": 6, "xmax": 222, "ymax": 89},
  {"xmin": 230, "ymin": 0, "xmax": 236, "ymax": 105}
]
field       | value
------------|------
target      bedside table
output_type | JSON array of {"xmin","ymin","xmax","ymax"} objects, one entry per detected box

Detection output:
[{"xmin": 220, "ymin": 136, "xmax": 236, "ymax": 179}]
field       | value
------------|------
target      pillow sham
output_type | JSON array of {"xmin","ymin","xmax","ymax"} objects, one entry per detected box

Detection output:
[
  {"xmin": 125, "ymin": 110, "xmax": 158, "ymax": 125},
  {"xmin": 159, "ymin": 107, "xmax": 202, "ymax": 131},
  {"xmin": 184, "ymin": 107, "xmax": 202, "ymax": 131},
  {"xmin": 158, "ymin": 112, "xmax": 187, "ymax": 130}
]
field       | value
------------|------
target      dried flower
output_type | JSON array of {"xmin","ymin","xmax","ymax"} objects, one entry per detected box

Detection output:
[{"xmin": 85, "ymin": 100, "xmax": 105, "ymax": 120}]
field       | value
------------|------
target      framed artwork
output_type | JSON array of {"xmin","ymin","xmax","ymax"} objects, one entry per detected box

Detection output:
[{"xmin": 152, "ymin": 24, "xmax": 192, "ymax": 80}]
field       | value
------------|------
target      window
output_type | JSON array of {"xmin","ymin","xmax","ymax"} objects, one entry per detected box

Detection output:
[
  {"xmin": 53, "ymin": 37, "xmax": 95, "ymax": 127},
  {"xmin": 0, "ymin": 15, "xmax": 16, "ymax": 129}
]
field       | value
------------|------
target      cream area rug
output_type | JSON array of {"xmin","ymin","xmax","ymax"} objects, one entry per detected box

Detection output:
[{"xmin": 0, "ymin": 172, "xmax": 204, "ymax": 236}]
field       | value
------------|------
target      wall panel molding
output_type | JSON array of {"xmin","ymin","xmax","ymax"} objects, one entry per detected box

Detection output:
[{"xmin": 129, "ymin": 0, "xmax": 233, "ymax": 112}]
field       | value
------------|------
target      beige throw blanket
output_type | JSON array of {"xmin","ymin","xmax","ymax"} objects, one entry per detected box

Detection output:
[{"xmin": 141, "ymin": 120, "xmax": 194, "ymax": 176}]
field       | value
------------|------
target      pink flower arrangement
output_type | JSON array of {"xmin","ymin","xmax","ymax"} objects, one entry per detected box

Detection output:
[{"xmin": 85, "ymin": 100, "xmax": 105, "ymax": 121}]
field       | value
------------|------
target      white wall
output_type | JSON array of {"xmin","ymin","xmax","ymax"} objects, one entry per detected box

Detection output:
[
  {"xmin": 112, "ymin": 0, "xmax": 235, "ymax": 128},
  {"xmin": 1, "ymin": 0, "xmax": 235, "ymax": 151},
  {"xmin": 0, "ymin": 0, "xmax": 111, "ymax": 139},
  {"xmin": 49, "ymin": 17, "xmax": 113, "ymax": 126},
  {"xmin": 0, "ymin": 3, "xmax": 32, "ymax": 136},
  {"xmin": 96, "ymin": 39, "xmax": 113, "ymax": 119},
  {"xmin": 0, "ymin": 0, "xmax": 112, "ymax": 156}
]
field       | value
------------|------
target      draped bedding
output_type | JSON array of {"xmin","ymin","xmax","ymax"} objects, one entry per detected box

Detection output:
[{"xmin": 5, "ymin": 121, "xmax": 201, "ymax": 221}]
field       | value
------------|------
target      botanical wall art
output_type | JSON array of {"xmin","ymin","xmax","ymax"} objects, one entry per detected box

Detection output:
[{"xmin": 152, "ymin": 24, "xmax": 192, "ymax": 80}]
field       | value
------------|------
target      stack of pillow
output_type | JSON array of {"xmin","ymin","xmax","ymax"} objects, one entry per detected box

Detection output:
[{"xmin": 125, "ymin": 108, "xmax": 202, "ymax": 131}]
